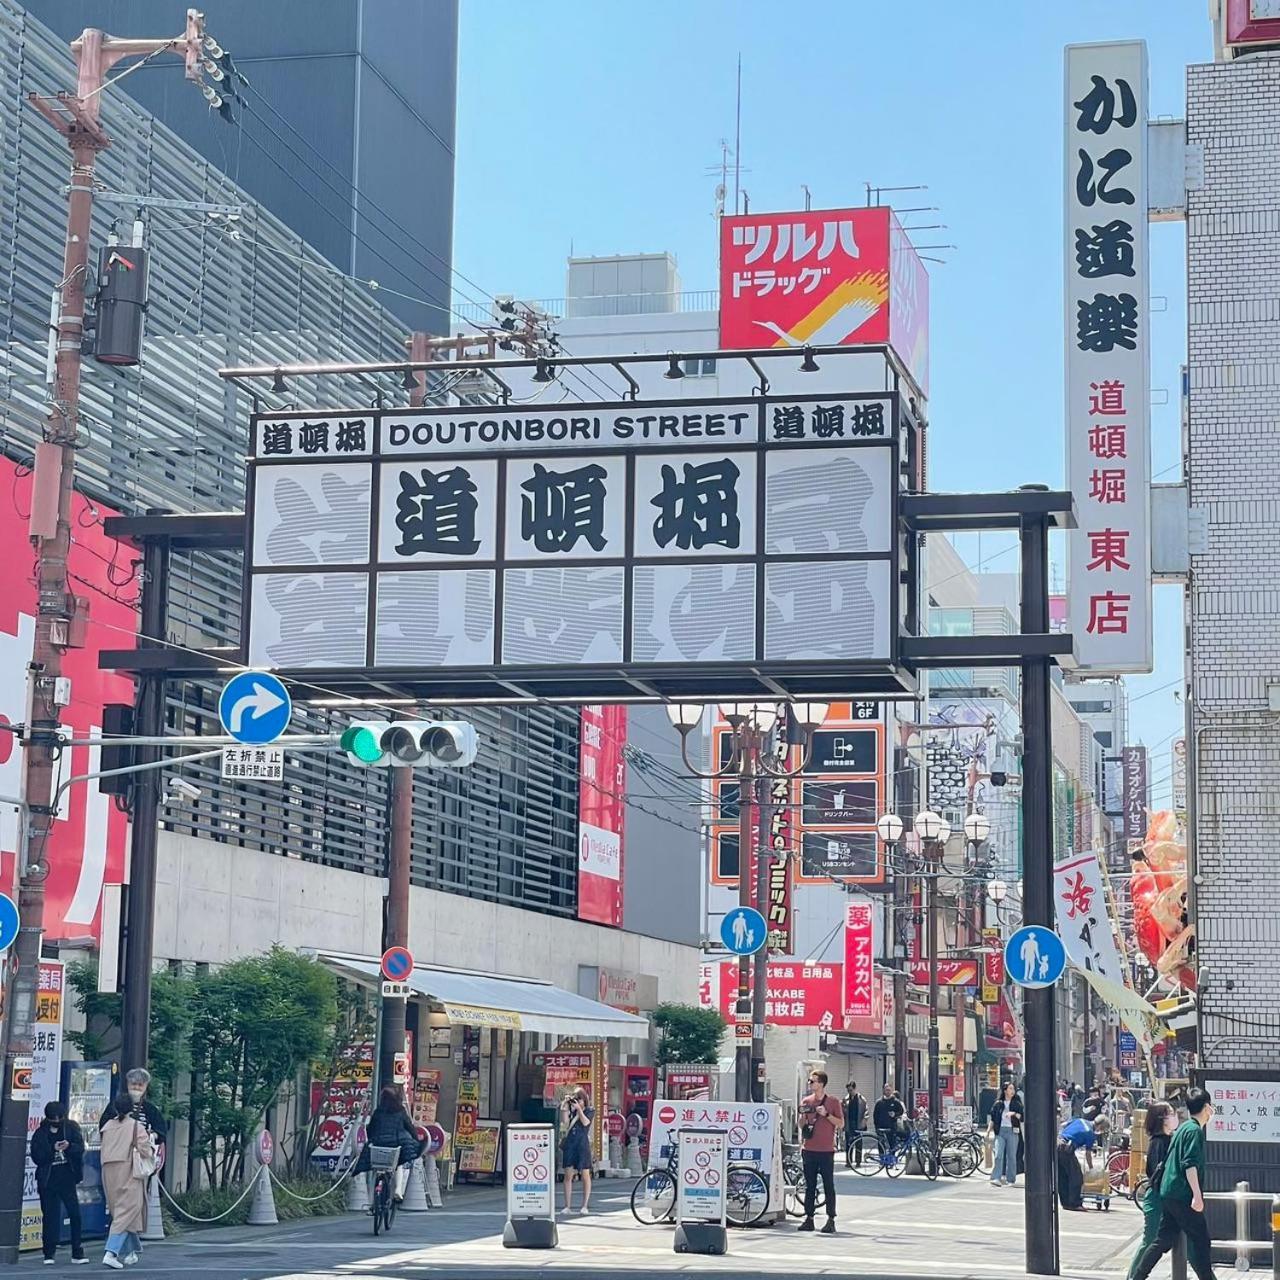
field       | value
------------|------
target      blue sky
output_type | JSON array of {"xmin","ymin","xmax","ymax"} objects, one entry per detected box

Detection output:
[{"xmin": 454, "ymin": 4, "xmax": 1213, "ymax": 802}]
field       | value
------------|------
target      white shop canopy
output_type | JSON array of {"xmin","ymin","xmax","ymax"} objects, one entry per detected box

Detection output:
[{"xmin": 315, "ymin": 950, "xmax": 650, "ymax": 1040}]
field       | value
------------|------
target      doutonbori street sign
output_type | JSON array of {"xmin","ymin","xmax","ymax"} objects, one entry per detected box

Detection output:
[{"xmin": 242, "ymin": 393, "xmax": 906, "ymax": 701}]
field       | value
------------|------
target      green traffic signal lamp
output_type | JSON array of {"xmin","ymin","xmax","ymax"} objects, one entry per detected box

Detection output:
[{"xmin": 340, "ymin": 723, "xmax": 385, "ymax": 765}]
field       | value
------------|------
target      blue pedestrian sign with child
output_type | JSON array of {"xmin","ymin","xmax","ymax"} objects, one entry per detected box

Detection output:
[
  {"xmin": 720, "ymin": 906, "xmax": 766, "ymax": 956},
  {"xmin": 1004, "ymin": 926, "xmax": 1067, "ymax": 990}
]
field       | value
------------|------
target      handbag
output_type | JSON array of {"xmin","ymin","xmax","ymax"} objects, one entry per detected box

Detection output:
[{"xmin": 130, "ymin": 1120, "xmax": 157, "ymax": 1180}]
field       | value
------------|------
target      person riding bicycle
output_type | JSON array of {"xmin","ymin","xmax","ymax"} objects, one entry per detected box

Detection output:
[{"xmin": 355, "ymin": 1087, "xmax": 424, "ymax": 1202}]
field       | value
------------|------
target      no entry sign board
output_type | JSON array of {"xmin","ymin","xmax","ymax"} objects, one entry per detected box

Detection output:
[
  {"xmin": 506, "ymin": 1124, "xmax": 554, "ymax": 1220},
  {"xmin": 677, "ymin": 1129, "xmax": 727, "ymax": 1225}
]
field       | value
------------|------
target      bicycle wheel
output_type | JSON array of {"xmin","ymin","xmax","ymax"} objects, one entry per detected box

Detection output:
[
  {"xmin": 939, "ymin": 1138, "xmax": 977, "ymax": 1179},
  {"xmin": 371, "ymin": 1177, "xmax": 385, "ymax": 1235},
  {"xmin": 630, "ymin": 1168, "xmax": 677, "ymax": 1224},
  {"xmin": 921, "ymin": 1145, "xmax": 940, "ymax": 1181},
  {"xmin": 1106, "ymin": 1149, "xmax": 1130, "ymax": 1196},
  {"xmin": 851, "ymin": 1136, "xmax": 887, "ymax": 1176},
  {"xmin": 884, "ymin": 1141, "xmax": 906, "ymax": 1178},
  {"xmin": 385, "ymin": 1194, "xmax": 397, "ymax": 1232},
  {"xmin": 725, "ymin": 1167, "xmax": 769, "ymax": 1228}
]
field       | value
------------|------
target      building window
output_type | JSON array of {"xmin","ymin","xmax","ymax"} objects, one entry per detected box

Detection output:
[{"xmin": 683, "ymin": 358, "xmax": 718, "ymax": 377}]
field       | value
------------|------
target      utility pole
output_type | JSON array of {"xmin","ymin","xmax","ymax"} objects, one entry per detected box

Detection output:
[
  {"xmin": 0, "ymin": 15, "xmax": 206, "ymax": 1264},
  {"xmin": 734, "ymin": 745, "xmax": 757, "ymax": 1104},
  {"xmin": 926, "ymin": 856, "xmax": 942, "ymax": 1131},
  {"xmin": 1020, "ymin": 489, "xmax": 1060, "ymax": 1277}
]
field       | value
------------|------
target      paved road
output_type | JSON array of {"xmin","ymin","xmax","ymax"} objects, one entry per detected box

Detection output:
[{"xmin": 25, "ymin": 1167, "xmax": 1144, "ymax": 1279}]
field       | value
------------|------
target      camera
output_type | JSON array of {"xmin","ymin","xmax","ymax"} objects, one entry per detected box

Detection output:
[{"xmin": 166, "ymin": 776, "xmax": 202, "ymax": 801}]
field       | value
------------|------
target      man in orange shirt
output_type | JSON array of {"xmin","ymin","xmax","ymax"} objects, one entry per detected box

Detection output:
[{"xmin": 798, "ymin": 1069, "xmax": 844, "ymax": 1234}]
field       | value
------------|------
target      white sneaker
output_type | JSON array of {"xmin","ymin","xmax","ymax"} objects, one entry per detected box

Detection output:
[
  {"xmin": 991, "ymin": 1178, "xmax": 1003, "ymax": 1187},
  {"xmin": 71, "ymin": 1258, "xmax": 90, "ymax": 1266},
  {"xmin": 42, "ymin": 1259, "xmax": 55, "ymax": 1265},
  {"xmin": 103, "ymin": 1256, "xmax": 123, "ymax": 1271},
  {"xmin": 122, "ymin": 1254, "xmax": 141, "ymax": 1266}
]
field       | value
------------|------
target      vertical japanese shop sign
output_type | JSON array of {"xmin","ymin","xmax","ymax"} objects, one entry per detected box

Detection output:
[
  {"xmin": 982, "ymin": 927, "xmax": 1004, "ymax": 1006},
  {"xmin": 765, "ymin": 743, "xmax": 794, "ymax": 953},
  {"xmin": 1122, "ymin": 745, "xmax": 1148, "ymax": 842},
  {"xmin": 21, "ymin": 961, "xmax": 65, "ymax": 1250},
  {"xmin": 1065, "ymin": 42, "xmax": 1152, "ymax": 673},
  {"xmin": 578, "ymin": 704, "xmax": 626, "ymax": 926},
  {"xmin": 843, "ymin": 900, "xmax": 874, "ymax": 1018}
]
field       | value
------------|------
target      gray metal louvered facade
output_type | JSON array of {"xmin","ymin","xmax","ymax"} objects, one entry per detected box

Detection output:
[{"xmin": 0, "ymin": 1, "xmax": 581, "ymax": 916}]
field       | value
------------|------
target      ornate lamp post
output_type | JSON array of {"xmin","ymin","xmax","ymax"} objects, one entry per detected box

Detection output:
[
  {"xmin": 668, "ymin": 700, "xmax": 828, "ymax": 1102},
  {"xmin": 913, "ymin": 809, "xmax": 951, "ymax": 1133}
]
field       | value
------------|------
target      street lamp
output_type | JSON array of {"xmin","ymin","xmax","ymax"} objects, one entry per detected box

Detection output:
[
  {"xmin": 987, "ymin": 878, "xmax": 1009, "ymax": 905},
  {"xmin": 666, "ymin": 700, "xmax": 828, "ymax": 1104},
  {"xmin": 963, "ymin": 812, "xmax": 992, "ymax": 846},
  {"xmin": 912, "ymin": 810, "xmax": 949, "ymax": 1135},
  {"xmin": 877, "ymin": 813, "xmax": 908, "ymax": 1099}
]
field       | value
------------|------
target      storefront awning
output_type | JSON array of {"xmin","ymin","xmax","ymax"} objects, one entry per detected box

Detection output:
[{"xmin": 315, "ymin": 951, "xmax": 650, "ymax": 1040}]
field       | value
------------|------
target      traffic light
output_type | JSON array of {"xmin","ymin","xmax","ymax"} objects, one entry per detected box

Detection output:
[{"xmin": 339, "ymin": 720, "xmax": 478, "ymax": 768}]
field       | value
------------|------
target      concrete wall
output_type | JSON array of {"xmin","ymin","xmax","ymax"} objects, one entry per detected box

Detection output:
[
  {"xmin": 153, "ymin": 831, "xmax": 700, "ymax": 1007},
  {"xmin": 1186, "ymin": 53, "xmax": 1280, "ymax": 1071}
]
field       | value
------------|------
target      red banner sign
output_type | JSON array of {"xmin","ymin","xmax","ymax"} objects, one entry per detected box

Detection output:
[
  {"xmin": 982, "ymin": 927, "xmax": 1004, "ymax": 987},
  {"xmin": 909, "ymin": 960, "xmax": 979, "ymax": 987},
  {"xmin": 0, "ymin": 461, "xmax": 134, "ymax": 943},
  {"xmin": 705, "ymin": 961, "xmax": 843, "ymax": 1028},
  {"xmin": 719, "ymin": 207, "xmax": 928, "ymax": 393},
  {"xmin": 843, "ymin": 901, "xmax": 874, "ymax": 1017},
  {"xmin": 578, "ymin": 704, "xmax": 626, "ymax": 926}
]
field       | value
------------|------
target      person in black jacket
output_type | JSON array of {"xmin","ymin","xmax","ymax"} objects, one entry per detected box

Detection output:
[
  {"xmin": 99, "ymin": 1068, "xmax": 168, "ymax": 1152},
  {"xmin": 987, "ymin": 1082, "xmax": 1024, "ymax": 1187},
  {"xmin": 872, "ymin": 1084, "xmax": 905, "ymax": 1155},
  {"xmin": 30, "ymin": 1101, "xmax": 87, "ymax": 1264},
  {"xmin": 844, "ymin": 1081, "xmax": 868, "ymax": 1165},
  {"xmin": 355, "ymin": 1087, "xmax": 425, "ymax": 1201},
  {"xmin": 1126, "ymin": 1102, "xmax": 1177, "ymax": 1280}
]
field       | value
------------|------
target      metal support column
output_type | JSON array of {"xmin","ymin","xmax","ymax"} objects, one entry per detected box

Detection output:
[
  {"xmin": 926, "ymin": 865, "xmax": 941, "ymax": 1130},
  {"xmin": 1020, "ymin": 498, "xmax": 1059, "ymax": 1276},
  {"xmin": 379, "ymin": 766, "xmax": 412, "ymax": 1093},
  {"xmin": 120, "ymin": 530, "xmax": 170, "ymax": 1074}
]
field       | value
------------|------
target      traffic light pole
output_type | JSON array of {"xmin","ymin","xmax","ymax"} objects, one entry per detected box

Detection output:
[{"xmin": 378, "ymin": 766, "xmax": 413, "ymax": 1094}]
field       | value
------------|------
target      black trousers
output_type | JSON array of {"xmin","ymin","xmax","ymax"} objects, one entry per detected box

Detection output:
[
  {"xmin": 39, "ymin": 1172, "xmax": 82, "ymax": 1259},
  {"xmin": 1056, "ymin": 1141, "xmax": 1084, "ymax": 1208},
  {"xmin": 1132, "ymin": 1198, "xmax": 1218, "ymax": 1280},
  {"xmin": 802, "ymin": 1150, "xmax": 835, "ymax": 1221}
]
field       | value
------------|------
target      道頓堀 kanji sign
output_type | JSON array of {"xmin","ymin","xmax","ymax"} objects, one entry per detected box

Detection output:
[
  {"xmin": 1065, "ymin": 42, "xmax": 1152, "ymax": 674},
  {"xmin": 243, "ymin": 395, "xmax": 901, "ymax": 701},
  {"xmin": 719, "ymin": 207, "xmax": 930, "ymax": 394}
]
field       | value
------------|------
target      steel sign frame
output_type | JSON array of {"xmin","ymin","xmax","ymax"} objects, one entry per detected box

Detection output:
[{"xmin": 239, "ymin": 392, "xmax": 907, "ymax": 703}]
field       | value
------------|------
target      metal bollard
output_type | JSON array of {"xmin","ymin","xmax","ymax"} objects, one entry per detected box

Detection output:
[
  {"xmin": 1271, "ymin": 1194, "xmax": 1280, "ymax": 1280},
  {"xmin": 1238, "ymin": 1182, "xmax": 1252, "ymax": 1273},
  {"xmin": 1173, "ymin": 1231, "xmax": 1188, "ymax": 1280}
]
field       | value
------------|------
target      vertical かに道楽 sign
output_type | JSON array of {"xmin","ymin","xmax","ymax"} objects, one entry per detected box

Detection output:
[
  {"xmin": 1065, "ymin": 42, "xmax": 1152, "ymax": 674},
  {"xmin": 578, "ymin": 704, "xmax": 626, "ymax": 926}
]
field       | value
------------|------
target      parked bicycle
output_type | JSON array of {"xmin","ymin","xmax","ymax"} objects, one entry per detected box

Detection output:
[
  {"xmin": 630, "ymin": 1146, "xmax": 770, "ymax": 1227},
  {"xmin": 850, "ymin": 1126, "xmax": 938, "ymax": 1179},
  {"xmin": 366, "ymin": 1145, "xmax": 401, "ymax": 1236},
  {"xmin": 782, "ymin": 1142, "xmax": 826, "ymax": 1218}
]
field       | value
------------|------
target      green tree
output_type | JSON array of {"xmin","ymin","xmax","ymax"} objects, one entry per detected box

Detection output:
[
  {"xmin": 652, "ymin": 1002, "xmax": 725, "ymax": 1068},
  {"xmin": 188, "ymin": 948, "xmax": 338, "ymax": 1187},
  {"xmin": 65, "ymin": 960, "xmax": 195, "ymax": 1116}
]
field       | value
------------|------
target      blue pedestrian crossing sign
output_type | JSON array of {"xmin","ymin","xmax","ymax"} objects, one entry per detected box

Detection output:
[
  {"xmin": 720, "ymin": 906, "xmax": 767, "ymax": 956},
  {"xmin": 1005, "ymin": 926, "xmax": 1067, "ymax": 990},
  {"xmin": 0, "ymin": 892, "xmax": 18, "ymax": 954},
  {"xmin": 219, "ymin": 671, "xmax": 292, "ymax": 745}
]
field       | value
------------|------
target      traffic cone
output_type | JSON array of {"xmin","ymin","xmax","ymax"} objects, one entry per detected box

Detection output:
[
  {"xmin": 346, "ymin": 1165, "xmax": 370, "ymax": 1213},
  {"xmin": 424, "ymin": 1156, "xmax": 443, "ymax": 1208},
  {"xmin": 141, "ymin": 1177, "xmax": 164, "ymax": 1241},
  {"xmin": 247, "ymin": 1164, "xmax": 278, "ymax": 1226},
  {"xmin": 400, "ymin": 1159, "xmax": 429, "ymax": 1212}
]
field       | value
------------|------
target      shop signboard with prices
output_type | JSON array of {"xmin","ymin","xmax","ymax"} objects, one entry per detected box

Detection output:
[
  {"xmin": 674, "ymin": 1129, "xmax": 728, "ymax": 1256},
  {"xmin": 502, "ymin": 1124, "xmax": 557, "ymax": 1250}
]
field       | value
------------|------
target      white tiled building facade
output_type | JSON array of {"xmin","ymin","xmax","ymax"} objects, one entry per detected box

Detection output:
[{"xmin": 1187, "ymin": 52, "xmax": 1280, "ymax": 1069}]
